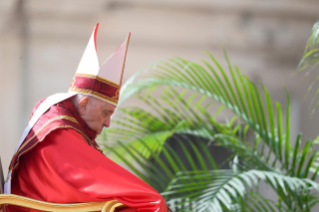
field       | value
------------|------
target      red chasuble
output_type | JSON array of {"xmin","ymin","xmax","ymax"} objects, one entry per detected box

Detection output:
[{"xmin": 7, "ymin": 98, "xmax": 167, "ymax": 212}]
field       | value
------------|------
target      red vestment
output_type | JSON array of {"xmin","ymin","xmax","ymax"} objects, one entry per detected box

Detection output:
[{"xmin": 7, "ymin": 99, "xmax": 167, "ymax": 212}]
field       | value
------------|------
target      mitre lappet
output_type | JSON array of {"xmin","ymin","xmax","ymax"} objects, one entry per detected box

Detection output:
[{"xmin": 4, "ymin": 24, "xmax": 131, "ymax": 194}]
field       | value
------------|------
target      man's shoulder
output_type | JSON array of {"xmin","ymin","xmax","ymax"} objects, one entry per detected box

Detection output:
[
  {"xmin": 44, "ymin": 128, "xmax": 86, "ymax": 142},
  {"xmin": 29, "ymin": 98, "xmax": 47, "ymax": 121}
]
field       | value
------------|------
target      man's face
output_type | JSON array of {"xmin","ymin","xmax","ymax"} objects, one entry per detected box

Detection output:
[{"xmin": 78, "ymin": 96, "xmax": 116, "ymax": 134}]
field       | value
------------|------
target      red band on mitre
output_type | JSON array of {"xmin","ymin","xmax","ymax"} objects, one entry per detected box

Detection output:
[{"xmin": 68, "ymin": 73, "xmax": 120, "ymax": 105}]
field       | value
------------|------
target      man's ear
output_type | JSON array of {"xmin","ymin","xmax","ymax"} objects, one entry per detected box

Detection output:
[{"xmin": 79, "ymin": 97, "xmax": 89, "ymax": 116}]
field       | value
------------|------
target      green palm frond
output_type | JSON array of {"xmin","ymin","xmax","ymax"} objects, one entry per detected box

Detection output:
[
  {"xmin": 299, "ymin": 21, "xmax": 319, "ymax": 71},
  {"xmin": 103, "ymin": 87, "xmax": 232, "ymax": 161},
  {"xmin": 97, "ymin": 51, "xmax": 319, "ymax": 211},
  {"xmin": 241, "ymin": 192, "xmax": 289, "ymax": 212},
  {"xmin": 102, "ymin": 137, "xmax": 220, "ymax": 192},
  {"xmin": 163, "ymin": 169, "xmax": 319, "ymax": 212},
  {"xmin": 103, "ymin": 51, "xmax": 312, "ymax": 174},
  {"xmin": 298, "ymin": 20, "xmax": 319, "ymax": 112}
]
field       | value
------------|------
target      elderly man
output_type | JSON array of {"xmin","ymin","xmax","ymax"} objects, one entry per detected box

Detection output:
[{"xmin": 5, "ymin": 24, "xmax": 169, "ymax": 212}]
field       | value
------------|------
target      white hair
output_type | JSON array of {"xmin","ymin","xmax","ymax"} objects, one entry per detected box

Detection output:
[{"xmin": 71, "ymin": 94, "xmax": 98, "ymax": 109}]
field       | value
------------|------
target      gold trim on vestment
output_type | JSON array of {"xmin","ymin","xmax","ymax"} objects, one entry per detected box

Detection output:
[
  {"xmin": 11, "ymin": 115, "xmax": 96, "ymax": 172},
  {"xmin": 0, "ymin": 194, "xmax": 124, "ymax": 212},
  {"xmin": 17, "ymin": 115, "xmax": 78, "ymax": 152},
  {"xmin": 11, "ymin": 125, "xmax": 95, "ymax": 172},
  {"xmin": 68, "ymin": 88, "xmax": 118, "ymax": 105}
]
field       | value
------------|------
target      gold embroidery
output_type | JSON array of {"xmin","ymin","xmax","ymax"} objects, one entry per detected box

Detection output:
[
  {"xmin": 74, "ymin": 73, "xmax": 119, "ymax": 88},
  {"xmin": 11, "ymin": 125, "xmax": 95, "ymax": 172},
  {"xmin": 96, "ymin": 76, "xmax": 119, "ymax": 88},
  {"xmin": 96, "ymin": 146, "xmax": 103, "ymax": 153},
  {"xmin": 0, "ymin": 195, "xmax": 123, "ymax": 212},
  {"xmin": 114, "ymin": 89, "xmax": 120, "ymax": 100},
  {"xmin": 17, "ymin": 116, "xmax": 79, "ymax": 152},
  {"xmin": 75, "ymin": 73, "xmax": 97, "ymax": 79},
  {"xmin": 68, "ymin": 87, "xmax": 119, "ymax": 105},
  {"xmin": 71, "ymin": 77, "xmax": 77, "ymax": 90}
]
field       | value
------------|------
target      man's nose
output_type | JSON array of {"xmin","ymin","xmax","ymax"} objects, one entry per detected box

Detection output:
[{"xmin": 103, "ymin": 118, "xmax": 111, "ymax": 128}]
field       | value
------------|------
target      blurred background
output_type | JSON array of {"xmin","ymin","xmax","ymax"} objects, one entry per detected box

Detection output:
[{"xmin": 1, "ymin": 0, "xmax": 319, "ymax": 200}]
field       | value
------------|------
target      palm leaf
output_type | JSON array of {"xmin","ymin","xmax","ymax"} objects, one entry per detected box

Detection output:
[
  {"xmin": 106, "ymin": 53, "xmax": 290, "ymax": 170},
  {"xmin": 163, "ymin": 169, "xmax": 319, "ymax": 212},
  {"xmin": 299, "ymin": 21, "xmax": 319, "ymax": 71},
  {"xmin": 298, "ymin": 20, "xmax": 319, "ymax": 112},
  {"xmin": 96, "ymin": 51, "xmax": 319, "ymax": 211}
]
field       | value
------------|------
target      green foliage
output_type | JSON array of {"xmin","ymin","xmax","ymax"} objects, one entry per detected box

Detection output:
[
  {"xmin": 299, "ymin": 20, "xmax": 319, "ymax": 112},
  {"xmin": 163, "ymin": 168, "xmax": 318, "ymax": 212},
  {"xmin": 299, "ymin": 21, "xmax": 319, "ymax": 71},
  {"xmin": 98, "ymin": 51, "xmax": 319, "ymax": 211}
]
